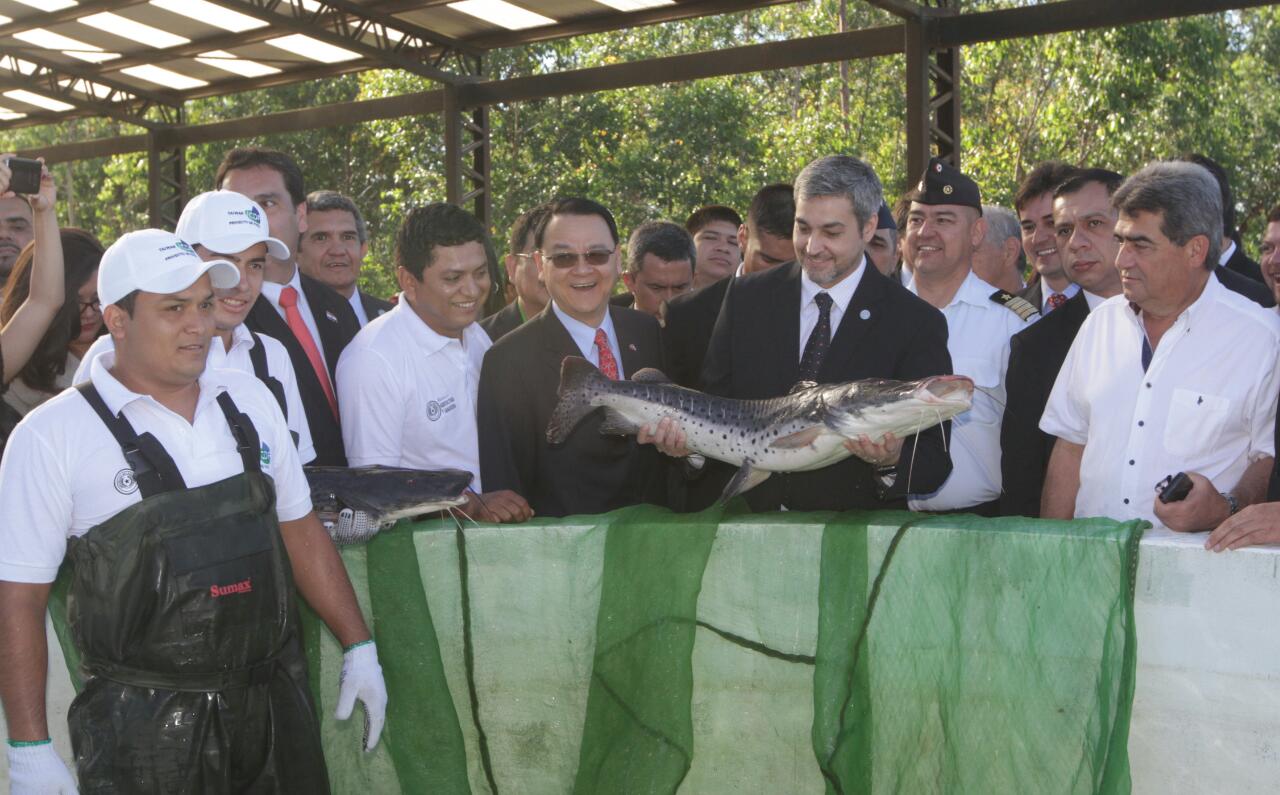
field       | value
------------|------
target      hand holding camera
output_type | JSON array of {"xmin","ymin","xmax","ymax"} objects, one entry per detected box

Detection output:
[{"xmin": 1, "ymin": 155, "xmax": 56, "ymax": 212}]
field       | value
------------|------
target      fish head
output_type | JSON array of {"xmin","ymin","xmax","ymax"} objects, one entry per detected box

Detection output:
[{"xmin": 820, "ymin": 374, "xmax": 974, "ymax": 438}]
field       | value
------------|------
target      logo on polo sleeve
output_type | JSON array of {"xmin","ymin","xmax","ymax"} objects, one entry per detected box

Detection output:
[
  {"xmin": 114, "ymin": 469, "xmax": 139, "ymax": 495},
  {"xmin": 260, "ymin": 442, "xmax": 271, "ymax": 468}
]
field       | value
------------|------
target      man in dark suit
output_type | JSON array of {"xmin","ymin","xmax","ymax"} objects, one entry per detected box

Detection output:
[
  {"xmin": 481, "ymin": 203, "xmax": 551, "ymax": 342},
  {"xmin": 217, "ymin": 147, "xmax": 360, "ymax": 466},
  {"xmin": 1000, "ymin": 169, "xmax": 1125, "ymax": 517},
  {"xmin": 653, "ymin": 156, "xmax": 953, "ymax": 512},
  {"xmin": 1182, "ymin": 153, "xmax": 1264, "ymax": 284},
  {"xmin": 1015, "ymin": 162, "xmax": 1081, "ymax": 313},
  {"xmin": 660, "ymin": 183, "xmax": 795, "ymax": 388},
  {"xmin": 477, "ymin": 197, "xmax": 669, "ymax": 517},
  {"xmin": 297, "ymin": 190, "xmax": 392, "ymax": 326},
  {"xmin": 620, "ymin": 221, "xmax": 695, "ymax": 316}
]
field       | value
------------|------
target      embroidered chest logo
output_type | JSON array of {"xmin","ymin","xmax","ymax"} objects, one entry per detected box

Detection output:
[
  {"xmin": 259, "ymin": 442, "xmax": 271, "ymax": 468},
  {"xmin": 113, "ymin": 469, "xmax": 139, "ymax": 495},
  {"xmin": 426, "ymin": 396, "xmax": 457, "ymax": 421},
  {"xmin": 210, "ymin": 578, "xmax": 253, "ymax": 598}
]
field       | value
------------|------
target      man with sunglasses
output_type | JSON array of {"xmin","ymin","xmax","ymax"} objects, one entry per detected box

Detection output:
[{"xmin": 477, "ymin": 197, "xmax": 670, "ymax": 517}]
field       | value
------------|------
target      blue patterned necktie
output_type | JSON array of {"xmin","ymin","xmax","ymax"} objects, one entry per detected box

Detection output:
[{"xmin": 799, "ymin": 292, "xmax": 833, "ymax": 381}]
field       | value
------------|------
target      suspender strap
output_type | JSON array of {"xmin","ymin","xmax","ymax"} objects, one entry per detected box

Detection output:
[
  {"xmin": 247, "ymin": 330, "xmax": 290, "ymax": 422},
  {"xmin": 216, "ymin": 391, "xmax": 263, "ymax": 475},
  {"xmin": 75, "ymin": 383, "xmax": 186, "ymax": 498}
]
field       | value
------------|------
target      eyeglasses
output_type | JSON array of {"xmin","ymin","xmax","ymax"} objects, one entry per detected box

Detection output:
[
  {"xmin": 542, "ymin": 249, "xmax": 615, "ymax": 269},
  {"xmin": 79, "ymin": 297, "xmax": 101, "ymax": 315}
]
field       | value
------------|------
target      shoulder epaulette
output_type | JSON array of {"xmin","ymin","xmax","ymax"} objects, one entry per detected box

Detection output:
[{"xmin": 989, "ymin": 289, "xmax": 1039, "ymax": 321}]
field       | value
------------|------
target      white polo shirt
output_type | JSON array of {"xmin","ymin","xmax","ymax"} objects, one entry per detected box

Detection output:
[
  {"xmin": 908, "ymin": 269, "xmax": 1030, "ymax": 510},
  {"xmin": 1041, "ymin": 274, "xmax": 1280, "ymax": 528},
  {"xmin": 336, "ymin": 301, "xmax": 490, "ymax": 488},
  {"xmin": 73, "ymin": 326, "xmax": 316, "ymax": 464},
  {"xmin": 0, "ymin": 353, "xmax": 313, "ymax": 584}
]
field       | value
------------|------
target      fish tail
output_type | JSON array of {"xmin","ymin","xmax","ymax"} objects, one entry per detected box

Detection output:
[{"xmin": 546, "ymin": 356, "xmax": 606, "ymax": 444}]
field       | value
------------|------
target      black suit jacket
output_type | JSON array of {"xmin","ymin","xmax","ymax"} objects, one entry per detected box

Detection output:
[
  {"xmin": 479, "ymin": 301, "xmax": 522, "ymax": 342},
  {"xmin": 660, "ymin": 276, "xmax": 730, "ymax": 389},
  {"xmin": 359, "ymin": 291, "xmax": 393, "ymax": 324},
  {"xmin": 1223, "ymin": 245, "xmax": 1265, "ymax": 284},
  {"xmin": 609, "ymin": 292, "xmax": 635, "ymax": 308},
  {"xmin": 477, "ymin": 306, "xmax": 670, "ymax": 517},
  {"xmin": 1216, "ymin": 265, "xmax": 1274, "ymax": 308},
  {"xmin": 698, "ymin": 262, "xmax": 953, "ymax": 512},
  {"xmin": 998, "ymin": 290, "xmax": 1091, "ymax": 517},
  {"xmin": 245, "ymin": 272, "xmax": 361, "ymax": 466}
]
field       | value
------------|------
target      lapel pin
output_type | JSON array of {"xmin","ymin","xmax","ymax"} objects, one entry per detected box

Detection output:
[
  {"xmin": 325, "ymin": 310, "xmax": 338, "ymax": 323},
  {"xmin": 628, "ymin": 343, "xmax": 637, "ymax": 351},
  {"xmin": 859, "ymin": 309, "xmax": 871, "ymax": 320}
]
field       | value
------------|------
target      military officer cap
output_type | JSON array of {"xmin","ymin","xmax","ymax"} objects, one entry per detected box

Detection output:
[
  {"xmin": 876, "ymin": 202, "xmax": 897, "ymax": 231},
  {"xmin": 912, "ymin": 156, "xmax": 982, "ymax": 214}
]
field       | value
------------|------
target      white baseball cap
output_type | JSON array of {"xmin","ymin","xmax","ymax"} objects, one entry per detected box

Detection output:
[
  {"xmin": 99, "ymin": 229, "xmax": 240, "ymax": 307},
  {"xmin": 176, "ymin": 190, "xmax": 290, "ymax": 260}
]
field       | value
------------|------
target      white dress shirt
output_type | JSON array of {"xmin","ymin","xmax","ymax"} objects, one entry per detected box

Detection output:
[
  {"xmin": 73, "ymin": 326, "xmax": 316, "ymax": 464},
  {"xmin": 1041, "ymin": 274, "xmax": 1280, "ymax": 528},
  {"xmin": 798, "ymin": 256, "xmax": 866, "ymax": 359},
  {"xmin": 552, "ymin": 302, "xmax": 626, "ymax": 379},
  {"xmin": 337, "ymin": 301, "xmax": 491, "ymax": 490},
  {"xmin": 1042, "ymin": 281, "xmax": 1081, "ymax": 311},
  {"xmin": 260, "ymin": 266, "xmax": 329, "ymax": 369},
  {"xmin": 907, "ymin": 270, "xmax": 1031, "ymax": 510},
  {"xmin": 0, "ymin": 353, "xmax": 311, "ymax": 583},
  {"xmin": 1082, "ymin": 290, "xmax": 1109, "ymax": 312},
  {"xmin": 348, "ymin": 290, "xmax": 370, "ymax": 327}
]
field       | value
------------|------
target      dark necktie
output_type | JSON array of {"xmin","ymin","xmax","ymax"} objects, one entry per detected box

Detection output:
[
  {"xmin": 799, "ymin": 292, "xmax": 833, "ymax": 381},
  {"xmin": 1047, "ymin": 292, "xmax": 1068, "ymax": 312}
]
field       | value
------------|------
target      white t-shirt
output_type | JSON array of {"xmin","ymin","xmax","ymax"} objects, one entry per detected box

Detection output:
[
  {"xmin": 1041, "ymin": 274, "xmax": 1280, "ymax": 528},
  {"xmin": 0, "ymin": 353, "xmax": 313, "ymax": 584},
  {"xmin": 73, "ymin": 326, "xmax": 316, "ymax": 464},
  {"xmin": 908, "ymin": 270, "xmax": 1030, "ymax": 510},
  {"xmin": 336, "ymin": 302, "xmax": 490, "ymax": 488}
]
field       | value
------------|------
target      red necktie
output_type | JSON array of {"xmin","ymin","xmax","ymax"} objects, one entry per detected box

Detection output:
[
  {"xmin": 279, "ymin": 286, "xmax": 338, "ymax": 418},
  {"xmin": 594, "ymin": 328, "xmax": 619, "ymax": 380},
  {"xmin": 1047, "ymin": 292, "xmax": 1068, "ymax": 311}
]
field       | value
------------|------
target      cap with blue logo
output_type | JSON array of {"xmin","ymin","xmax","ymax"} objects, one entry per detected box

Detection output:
[
  {"xmin": 98, "ymin": 229, "xmax": 240, "ymax": 307},
  {"xmin": 176, "ymin": 190, "xmax": 290, "ymax": 261}
]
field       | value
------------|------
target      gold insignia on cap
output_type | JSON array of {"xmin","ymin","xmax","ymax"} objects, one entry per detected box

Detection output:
[
  {"xmin": 934, "ymin": 163, "xmax": 943, "ymax": 172},
  {"xmin": 943, "ymin": 185, "xmax": 953, "ymax": 195}
]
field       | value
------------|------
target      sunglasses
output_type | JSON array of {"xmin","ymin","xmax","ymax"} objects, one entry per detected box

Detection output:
[{"xmin": 542, "ymin": 249, "xmax": 614, "ymax": 269}]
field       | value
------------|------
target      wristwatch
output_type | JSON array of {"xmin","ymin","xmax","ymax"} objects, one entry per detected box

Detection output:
[{"xmin": 1220, "ymin": 491, "xmax": 1240, "ymax": 516}]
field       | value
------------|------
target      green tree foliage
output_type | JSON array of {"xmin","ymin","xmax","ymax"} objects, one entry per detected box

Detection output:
[{"xmin": 4, "ymin": 3, "xmax": 1280, "ymax": 296}]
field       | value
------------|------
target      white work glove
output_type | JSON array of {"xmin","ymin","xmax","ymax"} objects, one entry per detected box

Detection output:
[
  {"xmin": 7, "ymin": 740, "xmax": 78, "ymax": 794},
  {"xmin": 335, "ymin": 640, "xmax": 387, "ymax": 751}
]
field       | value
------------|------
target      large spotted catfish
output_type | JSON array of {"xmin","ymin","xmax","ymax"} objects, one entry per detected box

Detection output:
[{"xmin": 547, "ymin": 356, "xmax": 973, "ymax": 504}]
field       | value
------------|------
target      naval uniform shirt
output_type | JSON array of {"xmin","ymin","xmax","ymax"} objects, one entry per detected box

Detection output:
[
  {"xmin": 336, "ymin": 300, "xmax": 491, "ymax": 489},
  {"xmin": 1040, "ymin": 274, "xmax": 1280, "ymax": 529},
  {"xmin": 73, "ymin": 325, "xmax": 316, "ymax": 464},
  {"xmin": 908, "ymin": 270, "xmax": 1030, "ymax": 510},
  {"xmin": 0, "ymin": 352, "xmax": 312, "ymax": 584}
]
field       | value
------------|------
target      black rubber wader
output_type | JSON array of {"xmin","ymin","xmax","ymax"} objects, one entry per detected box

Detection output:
[{"xmin": 63, "ymin": 383, "xmax": 331, "ymax": 794}]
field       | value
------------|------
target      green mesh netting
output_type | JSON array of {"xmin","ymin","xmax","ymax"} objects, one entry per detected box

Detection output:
[{"xmin": 50, "ymin": 508, "xmax": 1144, "ymax": 794}]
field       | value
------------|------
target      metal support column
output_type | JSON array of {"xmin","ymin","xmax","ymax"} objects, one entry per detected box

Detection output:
[
  {"xmin": 444, "ymin": 57, "xmax": 491, "ymax": 231},
  {"xmin": 147, "ymin": 105, "xmax": 187, "ymax": 230},
  {"xmin": 904, "ymin": 1, "xmax": 961, "ymax": 186}
]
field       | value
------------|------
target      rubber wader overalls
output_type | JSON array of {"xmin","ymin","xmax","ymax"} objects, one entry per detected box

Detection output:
[{"xmin": 63, "ymin": 382, "xmax": 331, "ymax": 794}]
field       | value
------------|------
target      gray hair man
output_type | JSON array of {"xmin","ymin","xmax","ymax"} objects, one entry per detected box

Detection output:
[
  {"xmin": 972, "ymin": 205, "xmax": 1026, "ymax": 294},
  {"xmin": 297, "ymin": 190, "xmax": 391, "ymax": 326},
  {"xmin": 622, "ymin": 221, "xmax": 695, "ymax": 316},
  {"xmin": 1041, "ymin": 161, "xmax": 1280, "ymax": 533}
]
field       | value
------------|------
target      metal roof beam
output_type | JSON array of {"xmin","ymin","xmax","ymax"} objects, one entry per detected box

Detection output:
[
  {"xmin": 209, "ymin": 0, "xmax": 462, "ymax": 84},
  {"xmin": 0, "ymin": 44, "xmax": 179, "ymax": 106},
  {"xmin": 0, "ymin": 0, "xmax": 148, "ymax": 38},
  {"xmin": 935, "ymin": 0, "xmax": 1279, "ymax": 47},
  {"xmin": 862, "ymin": 0, "xmax": 926, "ymax": 19},
  {"xmin": 312, "ymin": 0, "xmax": 477, "ymax": 55}
]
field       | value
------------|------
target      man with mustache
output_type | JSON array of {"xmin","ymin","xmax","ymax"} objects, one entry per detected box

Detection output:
[
  {"xmin": 0, "ymin": 189, "xmax": 33, "ymax": 293},
  {"xmin": 297, "ymin": 190, "xmax": 391, "ymax": 328}
]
